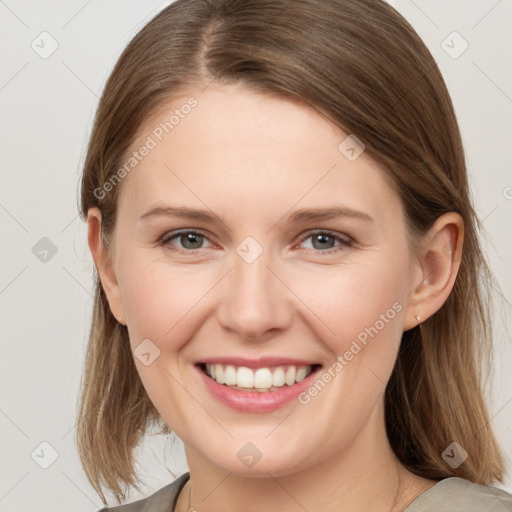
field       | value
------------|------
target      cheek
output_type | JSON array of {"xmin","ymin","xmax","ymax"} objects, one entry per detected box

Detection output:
[
  {"xmin": 118, "ymin": 256, "xmax": 216, "ymax": 349},
  {"xmin": 289, "ymin": 255, "xmax": 407, "ymax": 363},
  {"xmin": 118, "ymin": 244, "xmax": 409, "ymax": 363},
  {"xmin": 116, "ymin": 257, "xmax": 215, "ymax": 419}
]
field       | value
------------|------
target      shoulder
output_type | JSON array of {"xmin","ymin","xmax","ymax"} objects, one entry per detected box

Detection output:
[
  {"xmin": 97, "ymin": 472, "xmax": 190, "ymax": 512},
  {"xmin": 405, "ymin": 477, "xmax": 512, "ymax": 512}
]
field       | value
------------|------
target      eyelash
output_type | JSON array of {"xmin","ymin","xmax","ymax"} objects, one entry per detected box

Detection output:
[{"xmin": 158, "ymin": 229, "xmax": 354, "ymax": 255}]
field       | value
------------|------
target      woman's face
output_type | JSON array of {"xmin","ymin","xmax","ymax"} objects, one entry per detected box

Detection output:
[{"xmin": 98, "ymin": 82, "xmax": 423, "ymax": 476}]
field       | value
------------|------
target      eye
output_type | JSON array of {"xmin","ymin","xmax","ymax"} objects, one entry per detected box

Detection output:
[
  {"xmin": 158, "ymin": 229, "xmax": 353, "ymax": 255},
  {"xmin": 159, "ymin": 230, "xmax": 213, "ymax": 252},
  {"xmin": 297, "ymin": 230, "xmax": 353, "ymax": 254}
]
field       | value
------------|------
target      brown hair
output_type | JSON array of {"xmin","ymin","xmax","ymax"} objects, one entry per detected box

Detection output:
[{"xmin": 77, "ymin": 0, "xmax": 506, "ymax": 504}]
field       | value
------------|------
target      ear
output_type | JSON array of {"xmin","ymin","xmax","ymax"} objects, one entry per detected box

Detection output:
[
  {"xmin": 87, "ymin": 207, "xmax": 126, "ymax": 325},
  {"xmin": 402, "ymin": 212, "xmax": 464, "ymax": 331}
]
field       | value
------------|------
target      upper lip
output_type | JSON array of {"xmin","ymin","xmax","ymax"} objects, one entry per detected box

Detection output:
[{"xmin": 196, "ymin": 357, "xmax": 321, "ymax": 369}]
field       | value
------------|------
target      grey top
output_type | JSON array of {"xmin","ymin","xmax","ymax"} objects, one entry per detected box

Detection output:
[{"xmin": 99, "ymin": 473, "xmax": 512, "ymax": 511}]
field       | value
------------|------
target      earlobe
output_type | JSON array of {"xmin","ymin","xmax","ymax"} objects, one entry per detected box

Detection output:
[
  {"xmin": 87, "ymin": 207, "xmax": 126, "ymax": 326},
  {"xmin": 403, "ymin": 212, "xmax": 464, "ymax": 331}
]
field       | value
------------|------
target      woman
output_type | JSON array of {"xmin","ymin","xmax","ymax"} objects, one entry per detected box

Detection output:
[{"xmin": 77, "ymin": 0, "xmax": 512, "ymax": 510}]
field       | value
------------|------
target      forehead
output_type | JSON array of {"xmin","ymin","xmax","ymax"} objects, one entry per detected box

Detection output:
[{"xmin": 117, "ymin": 83, "xmax": 403, "ymax": 227}]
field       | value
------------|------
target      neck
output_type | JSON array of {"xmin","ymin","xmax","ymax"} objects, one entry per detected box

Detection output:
[{"xmin": 176, "ymin": 403, "xmax": 434, "ymax": 512}]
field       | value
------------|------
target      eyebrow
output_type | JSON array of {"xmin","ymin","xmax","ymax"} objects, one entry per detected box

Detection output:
[
  {"xmin": 139, "ymin": 205, "xmax": 373, "ymax": 224},
  {"xmin": 139, "ymin": 205, "xmax": 222, "ymax": 223},
  {"xmin": 287, "ymin": 206, "xmax": 373, "ymax": 223}
]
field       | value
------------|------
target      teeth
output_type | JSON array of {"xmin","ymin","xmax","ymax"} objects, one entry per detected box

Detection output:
[
  {"xmin": 237, "ymin": 367, "xmax": 254, "ymax": 388},
  {"xmin": 285, "ymin": 366, "xmax": 296, "ymax": 386},
  {"xmin": 215, "ymin": 365, "xmax": 225, "ymax": 384},
  {"xmin": 295, "ymin": 367, "xmax": 308, "ymax": 382},
  {"xmin": 204, "ymin": 363, "xmax": 315, "ymax": 390},
  {"xmin": 254, "ymin": 368, "xmax": 272, "ymax": 388},
  {"xmin": 272, "ymin": 367, "xmax": 285, "ymax": 387},
  {"xmin": 224, "ymin": 365, "xmax": 237, "ymax": 385}
]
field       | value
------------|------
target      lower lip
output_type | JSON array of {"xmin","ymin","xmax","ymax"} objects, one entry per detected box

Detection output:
[{"xmin": 196, "ymin": 365, "xmax": 321, "ymax": 413}]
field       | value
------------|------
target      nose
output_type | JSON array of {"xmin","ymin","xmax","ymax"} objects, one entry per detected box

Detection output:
[{"xmin": 216, "ymin": 245, "xmax": 293, "ymax": 341}]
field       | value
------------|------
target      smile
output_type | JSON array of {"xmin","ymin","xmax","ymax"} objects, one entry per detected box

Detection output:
[
  {"xmin": 195, "ymin": 359, "xmax": 323, "ymax": 413},
  {"xmin": 201, "ymin": 363, "xmax": 317, "ymax": 391}
]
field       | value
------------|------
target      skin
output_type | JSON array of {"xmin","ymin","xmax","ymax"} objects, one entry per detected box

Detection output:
[{"xmin": 88, "ymin": 82, "xmax": 464, "ymax": 512}]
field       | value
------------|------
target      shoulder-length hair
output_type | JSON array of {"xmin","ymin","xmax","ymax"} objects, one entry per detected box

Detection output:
[{"xmin": 77, "ymin": 0, "xmax": 506, "ymax": 504}]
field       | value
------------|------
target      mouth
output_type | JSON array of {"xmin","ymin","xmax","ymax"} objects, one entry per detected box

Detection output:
[
  {"xmin": 197, "ymin": 362, "xmax": 322, "ymax": 392},
  {"xmin": 194, "ymin": 356, "xmax": 324, "ymax": 412}
]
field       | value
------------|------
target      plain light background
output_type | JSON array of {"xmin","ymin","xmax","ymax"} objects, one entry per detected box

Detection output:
[{"xmin": 0, "ymin": 1, "xmax": 511, "ymax": 510}]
